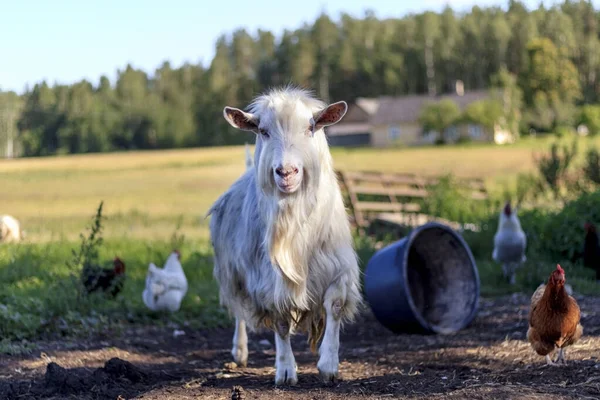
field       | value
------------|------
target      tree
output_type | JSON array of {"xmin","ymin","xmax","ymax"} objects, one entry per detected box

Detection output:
[
  {"xmin": 461, "ymin": 99, "xmax": 503, "ymax": 130},
  {"xmin": 0, "ymin": 91, "xmax": 23, "ymax": 157},
  {"xmin": 419, "ymin": 99, "xmax": 461, "ymax": 133},
  {"xmin": 520, "ymin": 38, "xmax": 581, "ymax": 130},
  {"xmin": 490, "ymin": 67, "xmax": 523, "ymax": 136},
  {"xmin": 4, "ymin": 2, "xmax": 600, "ymax": 156}
]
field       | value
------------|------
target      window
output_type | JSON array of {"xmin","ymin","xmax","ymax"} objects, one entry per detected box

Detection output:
[
  {"xmin": 423, "ymin": 130, "xmax": 439, "ymax": 143},
  {"xmin": 444, "ymin": 125, "xmax": 459, "ymax": 142},
  {"xmin": 388, "ymin": 125, "xmax": 401, "ymax": 141},
  {"xmin": 468, "ymin": 124, "xmax": 483, "ymax": 139}
]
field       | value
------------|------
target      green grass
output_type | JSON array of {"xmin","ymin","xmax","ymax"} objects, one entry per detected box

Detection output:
[
  {"xmin": 2, "ymin": 137, "xmax": 600, "ymax": 346},
  {"xmin": 0, "ymin": 237, "xmax": 226, "ymax": 343}
]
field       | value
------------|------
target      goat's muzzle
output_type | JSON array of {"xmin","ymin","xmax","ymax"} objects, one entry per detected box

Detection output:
[{"xmin": 274, "ymin": 164, "xmax": 302, "ymax": 194}]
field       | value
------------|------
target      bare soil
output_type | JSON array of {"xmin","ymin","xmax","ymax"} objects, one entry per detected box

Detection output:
[{"xmin": 1, "ymin": 293, "xmax": 600, "ymax": 400}]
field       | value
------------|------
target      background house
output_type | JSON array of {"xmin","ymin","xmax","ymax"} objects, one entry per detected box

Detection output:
[
  {"xmin": 326, "ymin": 84, "xmax": 516, "ymax": 148},
  {"xmin": 326, "ymin": 97, "xmax": 379, "ymax": 147}
]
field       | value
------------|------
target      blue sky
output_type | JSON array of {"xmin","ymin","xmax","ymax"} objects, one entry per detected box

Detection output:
[{"xmin": 0, "ymin": 0, "xmax": 590, "ymax": 93}]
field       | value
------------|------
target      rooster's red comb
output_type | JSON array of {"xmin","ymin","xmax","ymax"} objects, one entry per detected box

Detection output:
[{"xmin": 556, "ymin": 264, "xmax": 564, "ymax": 274}]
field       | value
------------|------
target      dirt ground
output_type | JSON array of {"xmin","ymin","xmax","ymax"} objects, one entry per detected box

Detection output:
[{"xmin": 1, "ymin": 292, "xmax": 599, "ymax": 400}]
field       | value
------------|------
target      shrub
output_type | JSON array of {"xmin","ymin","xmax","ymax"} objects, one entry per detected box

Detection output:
[
  {"xmin": 579, "ymin": 105, "xmax": 600, "ymax": 136},
  {"xmin": 583, "ymin": 148, "xmax": 600, "ymax": 185},
  {"xmin": 533, "ymin": 140, "xmax": 578, "ymax": 201},
  {"xmin": 461, "ymin": 99, "xmax": 503, "ymax": 130},
  {"xmin": 419, "ymin": 100, "xmax": 461, "ymax": 133},
  {"xmin": 421, "ymin": 174, "xmax": 493, "ymax": 223},
  {"xmin": 554, "ymin": 125, "xmax": 576, "ymax": 138},
  {"xmin": 528, "ymin": 189, "xmax": 600, "ymax": 262}
]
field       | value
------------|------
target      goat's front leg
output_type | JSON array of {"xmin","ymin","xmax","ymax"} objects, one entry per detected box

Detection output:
[
  {"xmin": 274, "ymin": 321, "xmax": 298, "ymax": 386},
  {"xmin": 317, "ymin": 287, "xmax": 345, "ymax": 383},
  {"xmin": 231, "ymin": 317, "xmax": 248, "ymax": 367}
]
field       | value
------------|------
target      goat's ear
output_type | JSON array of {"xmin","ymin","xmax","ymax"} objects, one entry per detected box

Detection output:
[
  {"xmin": 223, "ymin": 106, "xmax": 260, "ymax": 133},
  {"xmin": 313, "ymin": 101, "xmax": 348, "ymax": 131}
]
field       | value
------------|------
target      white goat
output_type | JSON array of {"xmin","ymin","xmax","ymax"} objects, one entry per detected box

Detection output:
[
  {"xmin": 207, "ymin": 86, "xmax": 361, "ymax": 386},
  {"xmin": 0, "ymin": 215, "xmax": 24, "ymax": 243},
  {"xmin": 244, "ymin": 142, "xmax": 253, "ymax": 169}
]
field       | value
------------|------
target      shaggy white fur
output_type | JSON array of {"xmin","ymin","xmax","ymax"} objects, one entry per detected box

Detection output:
[{"xmin": 208, "ymin": 86, "xmax": 362, "ymax": 385}]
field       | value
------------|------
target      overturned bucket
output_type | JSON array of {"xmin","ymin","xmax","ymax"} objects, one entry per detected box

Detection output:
[{"xmin": 364, "ymin": 222, "xmax": 480, "ymax": 334}]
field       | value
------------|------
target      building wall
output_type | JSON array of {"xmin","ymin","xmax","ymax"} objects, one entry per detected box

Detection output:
[
  {"xmin": 370, "ymin": 122, "xmax": 495, "ymax": 147},
  {"xmin": 371, "ymin": 122, "xmax": 422, "ymax": 147}
]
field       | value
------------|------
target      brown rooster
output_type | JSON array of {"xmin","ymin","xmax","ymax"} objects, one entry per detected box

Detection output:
[
  {"xmin": 527, "ymin": 264, "xmax": 583, "ymax": 366},
  {"xmin": 81, "ymin": 257, "xmax": 126, "ymax": 297}
]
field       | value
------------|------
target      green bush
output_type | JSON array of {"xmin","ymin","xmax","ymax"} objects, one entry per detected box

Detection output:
[
  {"xmin": 527, "ymin": 190, "xmax": 600, "ymax": 262},
  {"xmin": 465, "ymin": 190, "xmax": 600, "ymax": 267},
  {"xmin": 533, "ymin": 140, "xmax": 578, "ymax": 200},
  {"xmin": 421, "ymin": 174, "xmax": 494, "ymax": 223},
  {"xmin": 461, "ymin": 99, "xmax": 503, "ymax": 130},
  {"xmin": 419, "ymin": 99, "xmax": 461, "ymax": 133},
  {"xmin": 554, "ymin": 125, "xmax": 576, "ymax": 138},
  {"xmin": 579, "ymin": 105, "xmax": 600, "ymax": 136},
  {"xmin": 583, "ymin": 147, "xmax": 600, "ymax": 185}
]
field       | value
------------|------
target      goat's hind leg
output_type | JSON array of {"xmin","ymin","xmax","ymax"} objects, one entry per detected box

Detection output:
[
  {"xmin": 274, "ymin": 321, "xmax": 298, "ymax": 386},
  {"xmin": 231, "ymin": 317, "xmax": 248, "ymax": 367}
]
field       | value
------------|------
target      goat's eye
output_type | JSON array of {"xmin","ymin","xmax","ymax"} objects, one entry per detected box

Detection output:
[
  {"xmin": 306, "ymin": 125, "xmax": 314, "ymax": 136},
  {"xmin": 258, "ymin": 128, "xmax": 270, "ymax": 138}
]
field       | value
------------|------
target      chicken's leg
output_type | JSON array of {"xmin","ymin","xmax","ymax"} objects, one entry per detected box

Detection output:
[
  {"xmin": 545, "ymin": 355, "xmax": 556, "ymax": 366},
  {"xmin": 503, "ymin": 263, "xmax": 517, "ymax": 285},
  {"xmin": 555, "ymin": 348, "xmax": 567, "ymax": 365}
]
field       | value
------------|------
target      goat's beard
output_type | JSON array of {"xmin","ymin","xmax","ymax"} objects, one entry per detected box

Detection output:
[{"xmin": 256, "ymin": 148, "xmax": 321, "ymax": 306}]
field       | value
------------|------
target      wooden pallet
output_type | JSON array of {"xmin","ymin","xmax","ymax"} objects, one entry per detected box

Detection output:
[{"xmin": 336, "ymin": 169, "xmax": 487, "ymax": 234}]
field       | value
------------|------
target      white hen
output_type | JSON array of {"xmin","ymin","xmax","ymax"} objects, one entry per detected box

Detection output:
[
  {"xmin": 143, "ymin": 250, "xmax": 188, "ymax": 312},
  {"xmin": 493, "ymin": 202, "xmax": 527, "ymax": 285},
  {"xmin": 0, "ymin": 215, "xmax": 25, "ymax": 243}
]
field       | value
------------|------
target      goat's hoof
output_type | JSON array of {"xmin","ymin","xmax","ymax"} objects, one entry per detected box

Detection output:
[
  {"xmin": 319, "ymin": 370, "xmax": 339, "ymax": 384},
  {"xmin": 317, "ymin": 359, "xmax": 339, "ymax": 384},
  {"xmin": 231, "ymin": 347, "xmax": 248, "ymax": 368},
  {"xmin": 274, "ymin": 363, "xmax": 298, "ymax": 386}
]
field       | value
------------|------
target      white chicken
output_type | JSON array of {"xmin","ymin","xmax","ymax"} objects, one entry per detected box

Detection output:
[
  {"xmin": 0, "ymin": 215, "xmax": 25, "ymax": 243},
  {"xmin": 142, "ymin": 250, "xmax": 188, "ymax": 312},
  {"xmin": 492, "ymin": 202, "xmax": 527, "ymax": 285}
]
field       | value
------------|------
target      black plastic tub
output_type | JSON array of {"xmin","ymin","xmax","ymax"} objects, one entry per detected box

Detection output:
[{"xmin": 364, "ymin": 222, "xmax": 480, "ymax": 334}]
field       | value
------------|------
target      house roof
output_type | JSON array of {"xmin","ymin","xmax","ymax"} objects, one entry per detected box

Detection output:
[
  {"xmin": 355, "ymin": 98, "xmax": 379, "ymax": 115},
  {"xmin": 370, "ymin": 90, "xmax": 490, "ymax": 125}
]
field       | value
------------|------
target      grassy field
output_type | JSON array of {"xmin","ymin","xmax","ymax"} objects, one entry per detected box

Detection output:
[
  {"xmin": 2, "ymin": 135, "xmax": 599, "ymax": 242},
  {"xmin": 1, "ymin": 136, "xmax": 600, "ymax": 345}
]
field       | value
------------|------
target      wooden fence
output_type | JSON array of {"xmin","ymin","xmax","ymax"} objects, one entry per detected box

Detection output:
[{"xmin": 335, "ymin": 170, "xmax": 488, "ymax": 234}]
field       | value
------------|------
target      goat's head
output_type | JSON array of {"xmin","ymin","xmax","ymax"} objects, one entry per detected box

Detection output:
[{"xmin": 223, "ymin": 87, "xmax": 347, "ymax": 195}]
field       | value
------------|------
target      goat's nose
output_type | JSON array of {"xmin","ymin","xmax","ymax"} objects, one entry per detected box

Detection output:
[{"xmin": 275, "ymin": 165, "xmax": 299, "ymax": 178}]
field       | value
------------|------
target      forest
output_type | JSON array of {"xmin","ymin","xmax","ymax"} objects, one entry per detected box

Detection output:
[{"xmin": 1, "ymin": 0, "xmax": 600, "ymax": 157}]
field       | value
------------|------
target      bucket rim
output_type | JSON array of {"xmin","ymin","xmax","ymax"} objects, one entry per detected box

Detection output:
[{"xmin": 401, "ymin": 221, "xmax": 481, "ymax": 334}]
